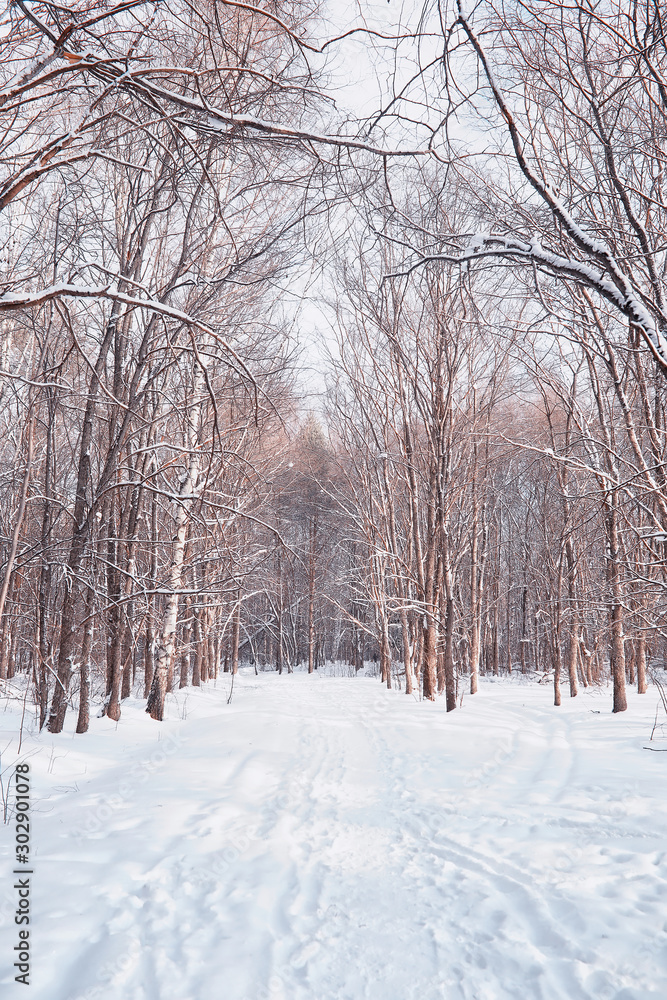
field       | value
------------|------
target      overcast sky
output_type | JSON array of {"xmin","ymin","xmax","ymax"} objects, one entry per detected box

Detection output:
[{"xmin": 291, "ymin": 2, "xmax": 432, "ymax": 401}]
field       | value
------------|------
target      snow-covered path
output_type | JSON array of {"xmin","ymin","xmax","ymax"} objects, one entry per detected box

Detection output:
[{"xmin": 2, "ymin": 673, "xmax": 667, "ymax": 1000}]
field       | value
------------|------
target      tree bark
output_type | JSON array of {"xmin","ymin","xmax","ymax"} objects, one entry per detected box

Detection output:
[
  {"xmin": 48, "ymin": 316, "xmax": 116, "ymax": 733},
  {"xmin": 637, "ymin": 634, "xmax": 647, "ymax": 694},
  {"xmin": 231, "ymin": 594, "xmax": 241, "ymax": 676},
  {"xmin": 0, "ymin": 419, "xmax": 33, "ymax": 677},
  {"xmin": 76, "ymin": 588, "xmax": 94, "ymax": 734},
  {"xmin": 146, "ymin": 362, "xmax": 203, "ymax": 721},
  {"xmin": 607, "ymin": 495, "xmax": 628, "ymax": 713}
]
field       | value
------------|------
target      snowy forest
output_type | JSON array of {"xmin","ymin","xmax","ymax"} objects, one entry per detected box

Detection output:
[
  {"xmin": 2, "ymin": 3, "xmax": 667, "ymax": 1000},
  {"xmin": 2, "ymin": 0, "xmax": 667, "ymax": 726}
]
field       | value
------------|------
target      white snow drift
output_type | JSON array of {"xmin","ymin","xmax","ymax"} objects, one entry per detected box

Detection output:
[{"xmin": 1, "ymin": 672, "xmax": 666, "ymax": 1000}]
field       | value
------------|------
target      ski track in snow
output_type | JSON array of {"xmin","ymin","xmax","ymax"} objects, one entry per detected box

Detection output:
[{"xmin": 2, "ymin": 673, "xmax": 667, "ymax": 1000}]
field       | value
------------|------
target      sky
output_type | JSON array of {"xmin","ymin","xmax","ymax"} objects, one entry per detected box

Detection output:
[{"xmin": 289, "ymin": 1, "xmax": 432, "ymax": 401}]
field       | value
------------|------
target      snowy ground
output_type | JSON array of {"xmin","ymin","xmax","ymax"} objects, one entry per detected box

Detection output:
[{"xmin": 1, "ymin": 671, "xmax": 667, "ymax": 1000}]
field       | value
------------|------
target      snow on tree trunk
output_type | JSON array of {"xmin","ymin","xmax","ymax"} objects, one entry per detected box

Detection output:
[{"xmin": 146, "ymin": 362, "xmax": 203, "ymax": 722}]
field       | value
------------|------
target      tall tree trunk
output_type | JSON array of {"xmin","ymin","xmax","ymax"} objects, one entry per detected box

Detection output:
[
  {"xmin": 105, "ymin": 497, "xmax": 124, "ymax": 721},
  {"xmin": 421, "ymin": 488, "xmax": 439, "ymax": 701},
  {"xmin": 554, "ymin": 552, "xmax": 563, "ymax": 707},
  {"xmin": 442, "ymin": 590, "xmax": 456, "ymax": 712},
  {"xmin": 379, "ymin": 452, "xmax": 413, "ymax": 694},
  {"xmin": 401, "ymin": 607, "xmax": 413, "ymax": 695},
  {"xmin": 199, "ymin": 595, "xmax": 209, "ymax": 683},
  {"xmin": 208, "ymin": 629, "xmax": 216, "ymax": 680},
  {"xmin": 179, "ymin": 596, "xmax": 191, "ymax": 688},
  {"xmin": 567, "ymin": 632, "xmax": 579, "ymax": 699},
  {"xmin": 607, "ymin": 494, "xmax": 628, "ymax": 713},
  {"xmin": 48, "ymin": 317, "xmax": 116, "ymax": 733},
  {"xmin": 554, "ymin": 643, "xmax": 562, "ymax": 707},
  {"xmin": 192, "ymin": 609, "xmax": 203, "ymax": 686},
  {"xmin": 0, "ymin": 419, "xmax": 33, "ymax": 677},
  {"xmin": 76, "ymin": 588, "xmax": 94, "ymax": 734},
  {"xmin": 144, "ymin": 476, "xmax": 159, "ymax": 697},
  {"xmin": 276, "ymin": 548, "xmax": 284, "ymax": 674},
  {"xmin": 146, "ymin": 363, "xmax": 203, "ymax": 721},
  {"xmin": 636, "ymin": 634, "xmax": 647, "ymax": 694},
  {"xmin": 506, "ymin": 555, "xmax": 512, "ymax": 674},
  {"xmin": 308, "ymin": 517, "xmax": 316, "ymax": 674},
  {"xmin": 231, "ymin": 593, "xmax": 241, "ymax": 675},
  {"xmin": 422, "ymin": 621, "xmax": 437, "ymax": 700},
  {"xmin": 469, "ymin": 457, "xmax": 480, "ymax": 695},
  {"xmin": 381, "ymin": 613, "xmax": 392, "ymax": 690},
  {"xmin": 564, "ymin": 537, "xmax": 579, "ymax": 698}
]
